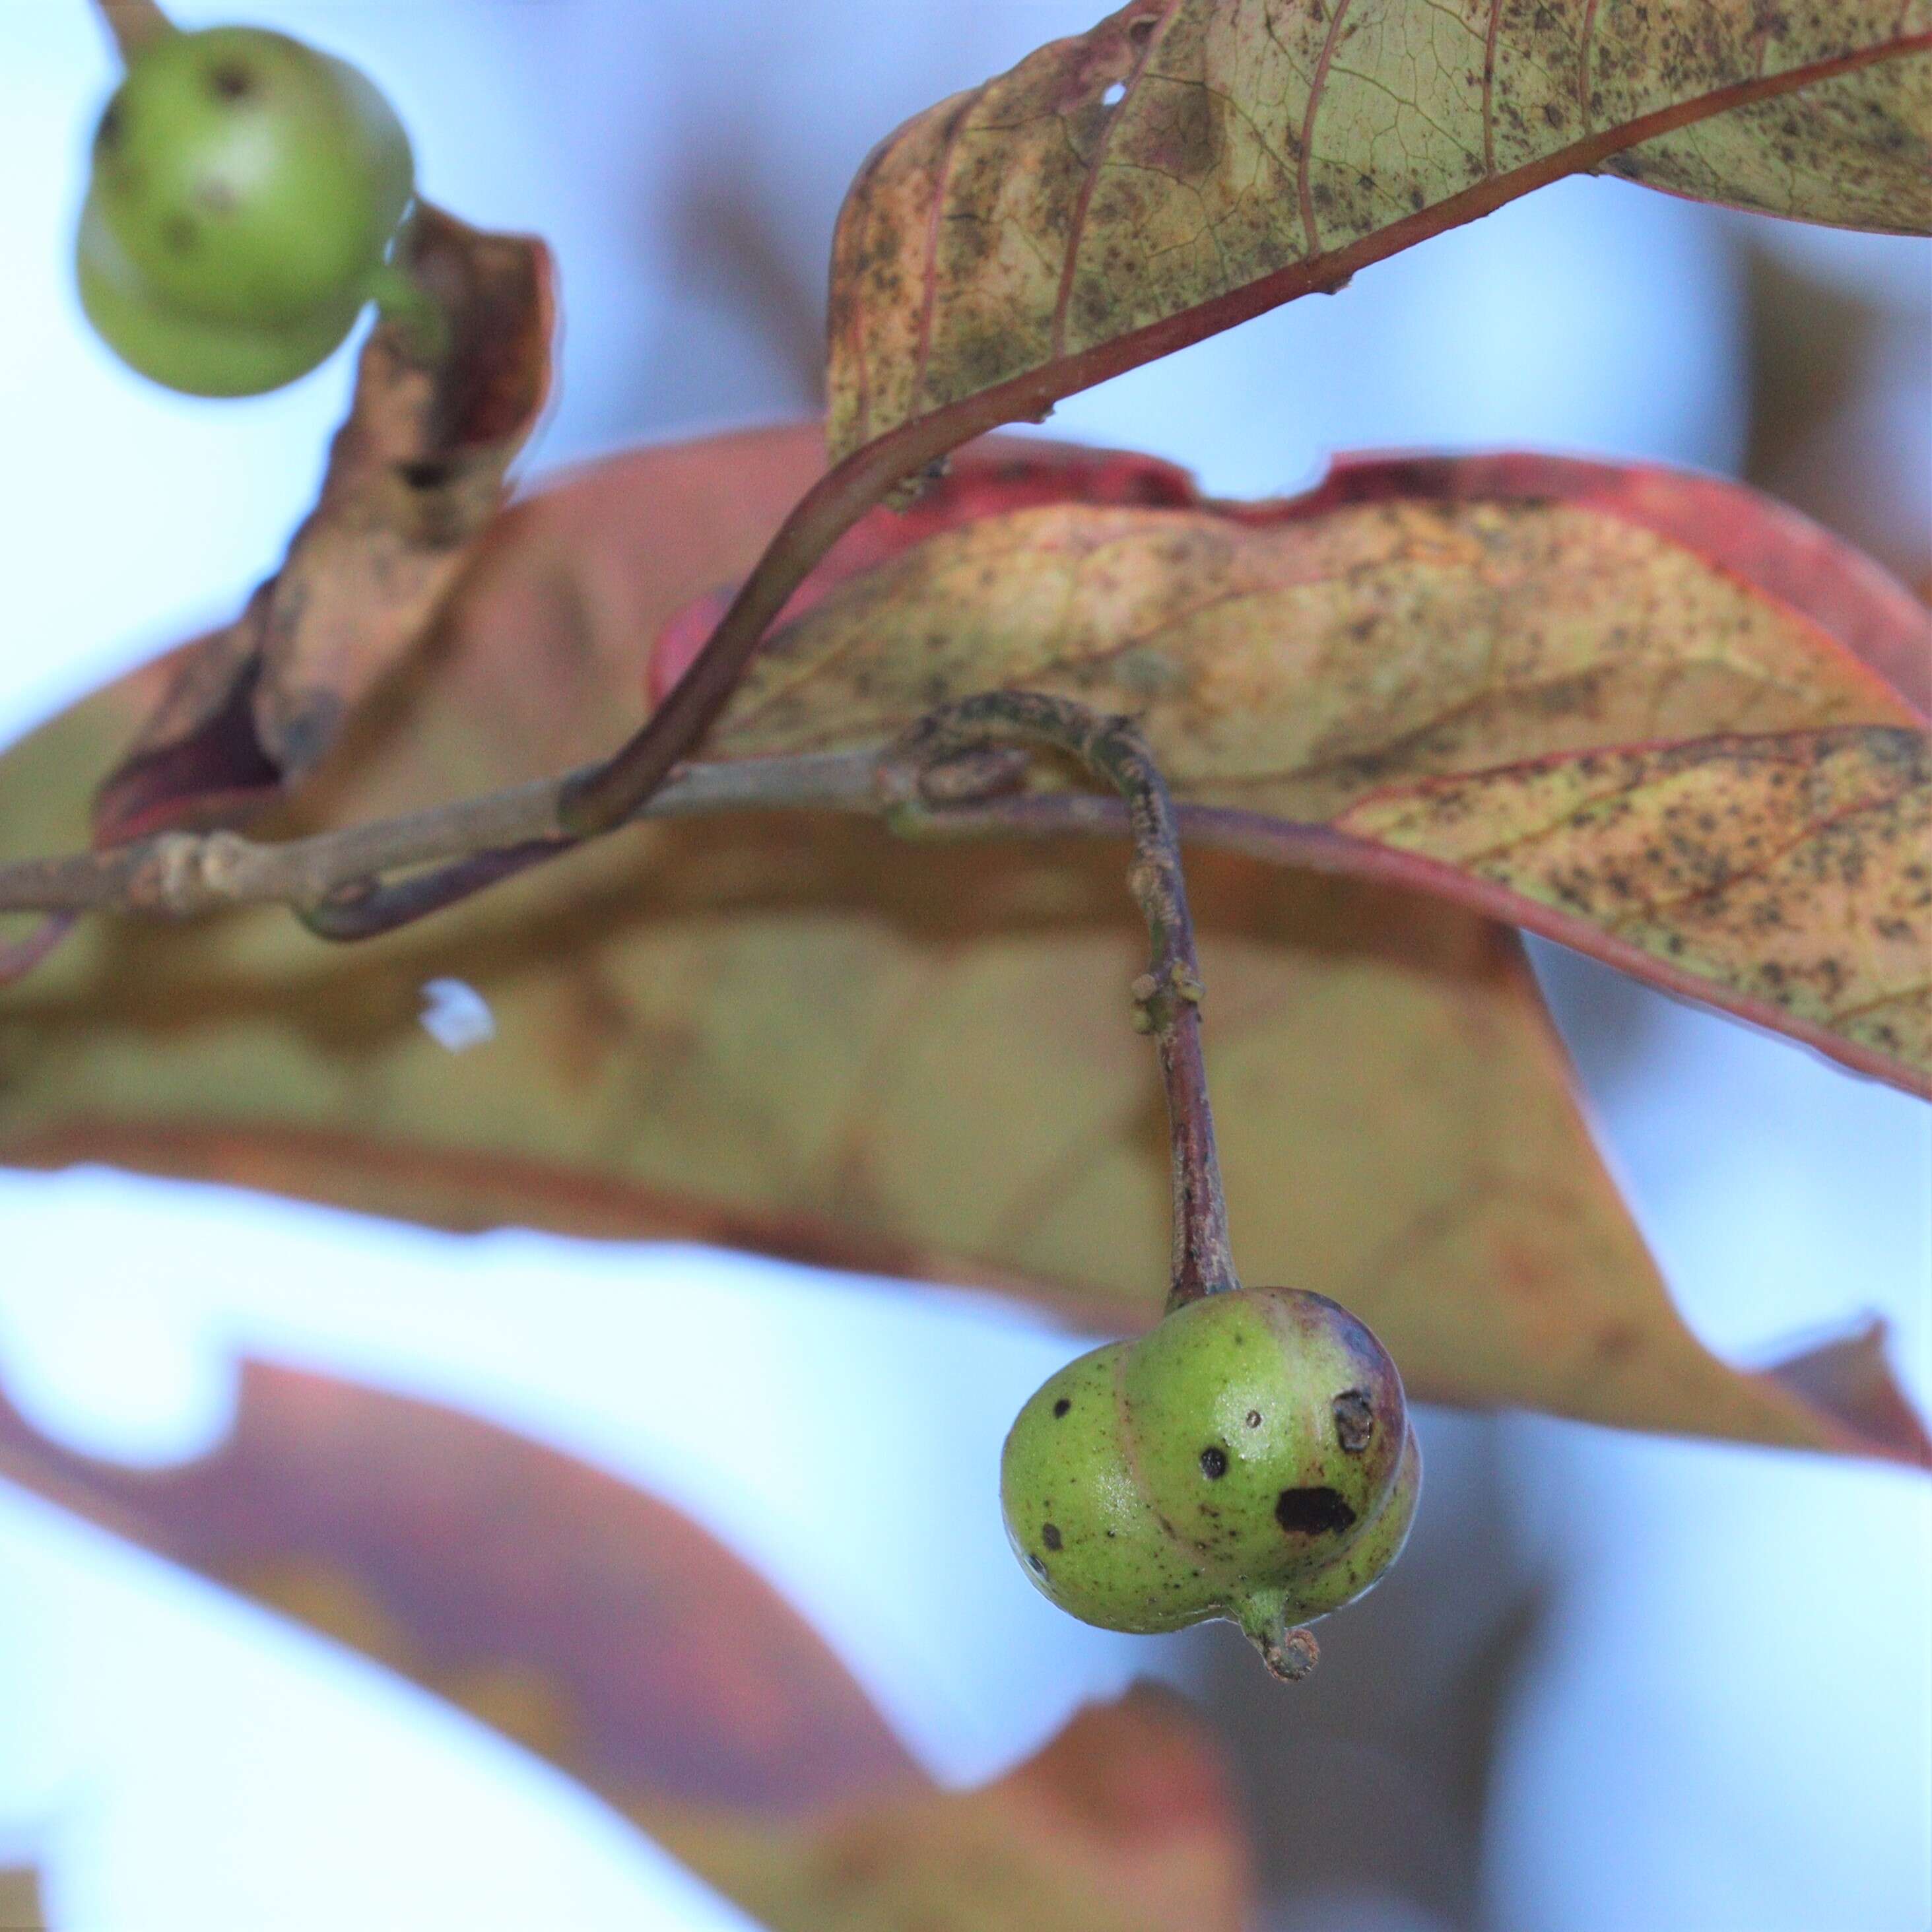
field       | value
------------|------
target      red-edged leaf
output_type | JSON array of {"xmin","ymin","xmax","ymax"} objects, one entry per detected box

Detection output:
[
  {"xmin": 0, "ymin": 1358, "xmax": 914, "ymax": 1814},
  {"xmin": 644, "ymin": 1686, "xmax": 1249, "ymax": 1932},
  {"xmin": 687, "ymin": 451, "xmax": 1928, "ymax": 1094},
  {"xmin": 0, "ymin": 1361, "xmax": 1251, "ymax": 1930},
  {"xmin": 1, "ymin": 430, "xmax": 1923, "ymax": 1459}
]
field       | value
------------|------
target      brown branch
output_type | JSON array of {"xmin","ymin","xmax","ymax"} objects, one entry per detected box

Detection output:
[
  {"xmin": 0, "ymin": 750, "xmax": 884, "ymax": 923},
  {"xmin": 878, "ymin": 693, "xmax": 1238, "ymax": 1310},
  {"xmin": 8, "ymin": 723, "xmax": 1926, "ymax": 1101},
  {"xmin": 92, "ymin": 0, "xmax": 172, "ymax": 61},
  {"xmin": 0, "ymin": 916, "xmax": 78, "ymax": 988}
]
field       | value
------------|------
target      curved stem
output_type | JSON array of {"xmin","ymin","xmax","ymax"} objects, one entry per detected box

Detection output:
[{"xmin": 878, "ymin": 692, "xmax": 1238, "ymax": 1310}]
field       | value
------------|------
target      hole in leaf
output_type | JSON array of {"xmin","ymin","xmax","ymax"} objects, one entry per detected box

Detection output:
[
  {"xmin": 1101, "ymin": 81, "xmax": 1127, "ymax": 107},
  {"xmin": 1275, "ymin": 1487, "xmax": 1357, "ymax": 1537},
  {"xmin": 419, "ymin": 979, "xmax": 497, "ymax": 1053}
]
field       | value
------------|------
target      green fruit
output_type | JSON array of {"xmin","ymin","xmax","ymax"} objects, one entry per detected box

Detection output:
[
  {"xmin": 87, "ymin": 25, "xmax": 413, "ymax": 331},
  {"xmin": 999, "ymin": 1288, "xmax": 1418, "ymax": 1675},
  {"xmin": 77, "ymin": 194, "xmax": 362, "ymax": 397}
]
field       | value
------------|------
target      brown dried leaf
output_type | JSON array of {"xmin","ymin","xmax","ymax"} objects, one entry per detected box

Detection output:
[
  {"xmin": 0, "ymin": 1362, "xmax": 1249, "ymax": 1931},
  {"xmin": 0, "ymin": 430, "xmax": 1919, "ymax": 1456},
  {"xmin": 827, "ymin": 0, "xmax": 1932, "ymax": 461},
  {"xmin": 93, "ymin": 205, "xmax": 554, "ymax": 844}
]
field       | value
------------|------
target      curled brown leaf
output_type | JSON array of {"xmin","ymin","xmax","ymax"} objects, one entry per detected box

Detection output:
[{"xmin": 94, "ymin": 206, "xmax": 554, "ymax": 848}]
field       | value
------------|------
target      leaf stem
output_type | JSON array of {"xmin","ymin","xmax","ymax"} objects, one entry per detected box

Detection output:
[{"xmin": 877, "ymin": 692, "xmax": 1239, "ymax": 1310}]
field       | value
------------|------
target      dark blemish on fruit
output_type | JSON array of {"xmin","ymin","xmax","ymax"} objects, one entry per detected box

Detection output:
[
  {"xmin": 162, "ymin": 215, "xmax": 197, "ymax": 254},
  {"xmin": 1245, "ymin": 1409, "xmax": 1262, "ymax": 1428},
  {"xmin": 399, "ymin": 460, "xmax": 454, "ymax": 491},
  {"xmin": 1333, "ymin": 1389, "xmax": 1376, "ymax": 1453},
  {"xmin": 1199, "ymin": 1446, "xmax": 1228, "ymax": 1479},
  {"xmin": 1275, "ymin": 1486, "xmax": 1358, "ymax": 1536},
  {"xmin": 1028, "ymin": 1552, "xmax": 1047, "ymax": 1575},
  {"xmin": 1053, "ymin": 1397, "xmax": 1071, "ymax": 1418},
  {"xmin": 97, "ymin": 102, "xmax": 124, "ymax": 150},
  {"xmin": 1042, "ymin": 1523, "xmax": 1063, "ymax": 1551},
  {"xmin": 209, "ymin": 63, "xmax": 256, "ymax": 102}
]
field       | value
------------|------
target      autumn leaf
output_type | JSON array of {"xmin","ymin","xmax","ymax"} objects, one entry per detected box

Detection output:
[
  {"xmin": 0, "ymin": 1360, "xmax": 1248, "ymax": 1932},
  {"xmin": 644, "ymin": 1688, "xmax": 1248, "ymax": 1932},
  {"xmin": 1337, "ymin": 727, "xmax": 1931, "ymax": 1083},
  {"xmin": 826, "ymin": 0, "xmax": 1932, "ymax": 462},
  {"xmin": 691, "ymin": 452, "xmax": 1929, "ymax": 1092},
  {"xmin": 1, "ymin": 426, "xmax": 1921, "ymax": 1461}
]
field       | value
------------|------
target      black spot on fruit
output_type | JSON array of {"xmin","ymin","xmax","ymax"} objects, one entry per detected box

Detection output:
[
  {"xmin": 1053, "ymin": 1397, "xmax": 1071, "ymax": 1418},
  {"xmin": 1042, "ymin": 1523, "xmax": 1063, "ymax": 1551},
  {"xmin": 1244, "ymin": 1409, "xmax": 1262, "ymax": 1428},
  {"xmin": 1275, "ymin": 1486, "xmax": 1357, "ymax": 1537},
  {"xmin": 1333, "ymin": 1389, "xmax": 1376, "ymax": 1453},
  {"xmin": 1028, "ymin": 1552, "xmax": 1047, "ymax": 1575},
  {"xmin": 1199, "ymin": 1446, "xmax": 1228, "ymax": 1479},
  {"xmin": 208, "ymin": 62, "xmax": 255, "ymax": 102}
]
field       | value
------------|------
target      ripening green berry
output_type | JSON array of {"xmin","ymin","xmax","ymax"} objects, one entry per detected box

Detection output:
[
  {"xmin": 75, "ymin": 24, "xmax": 416, "ymax": 396},
  {"xmin": 77, "ymin": 195, "xmax": 364, "ymax": 397},
  {"xmin": 999, "ymin": 1287, "xmax": 1418, "ymax": 1677},
  {"xmin": 86, "ymin": 25, "xmax": 413, "ymax": 331}
]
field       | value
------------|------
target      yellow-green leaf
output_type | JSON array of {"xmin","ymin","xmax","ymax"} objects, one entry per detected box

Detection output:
[
  {"xmin": 1, "ymin": 430, "xmax": 1921, "ymax": 1456},
  {"xmin": 826, "ymin": 0, "xmax": 1932, "ymax": 460}
]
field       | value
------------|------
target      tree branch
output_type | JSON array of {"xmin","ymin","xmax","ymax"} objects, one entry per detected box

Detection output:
[
  {"xmin": 878, "ymin": 693, "xmax": 1239, "ymax": 1310},
  {"xmin": 0, "ymin": 749, "xmax": 884, "ymax": 922}
]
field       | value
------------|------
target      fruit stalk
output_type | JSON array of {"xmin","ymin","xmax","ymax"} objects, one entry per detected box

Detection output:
[
  {"xmin": 92, "ymin": 0, "xmax": 172, "ymax": 62},
  {"xmin": 879, "ymin": 690, "xmax": 1239, "ymax": 1310}
]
